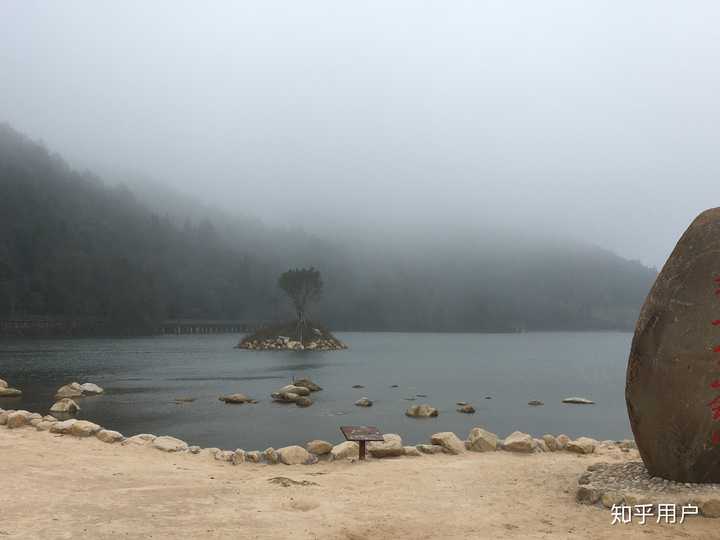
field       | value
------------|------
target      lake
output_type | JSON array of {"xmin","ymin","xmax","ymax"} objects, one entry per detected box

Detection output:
[{"xmin": 0, "ymin": 332, "xmax": 633, "ymax": 450}]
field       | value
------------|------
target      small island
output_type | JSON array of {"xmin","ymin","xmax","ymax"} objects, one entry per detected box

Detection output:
[{"xmin": 236, "ymin": 267, "xmax": 347, "ymax": 351}]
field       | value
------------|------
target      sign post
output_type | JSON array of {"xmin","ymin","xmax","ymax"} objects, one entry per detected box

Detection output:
[{"xmin": 340, "ymin": 425, "xmax": 384, "ymax": 460}]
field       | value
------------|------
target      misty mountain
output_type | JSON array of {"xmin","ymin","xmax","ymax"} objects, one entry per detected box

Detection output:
[{"xmin": 0, "ymin": 124, "xmax": 656, "ymax": 334}]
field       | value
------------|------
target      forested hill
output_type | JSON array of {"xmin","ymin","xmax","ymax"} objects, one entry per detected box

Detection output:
[{"xmin": 0, "ymin": 124, "xmax": 656, "ymax": 334}]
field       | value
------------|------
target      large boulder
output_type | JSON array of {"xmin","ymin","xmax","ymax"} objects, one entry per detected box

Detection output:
[
  {"xmin": 121, "ymin": 433, "xmax": 157, "ymax": 446},
  {"xmin": 501, "ymin": 431, "xmax": 536, "ymax": 453},
  {"xmin": 405, "ymin": 404, "xmax": 438, "ymax": 418},
  {"xmin": 277, "ymin": 445, "xmax": 312, "ymax": 465},
  {"xmin": 430, "ymin": 432, "xmax": 465, "ymax": 455},
  {"xmin": 153, "ymin": 436, "xmax": 188, "ymax": 452},
  {"xmin": 467, "ymin": 427, "xmax": 499, "ymax": 452},
  {"xmin": 626, "ymin": 208, "xmax": 720, "ymax": 482},
  {"xmin": 50, "ymin": 398, "xmax": 80, "ymax": 414},
  {"xmin": 368, "ymin": 434, "xmax": 404, "ymax": 458},
  {"xmin": 292, "ymin": 378, "xmax": 322, "ymax": 392},
  {"xmin": 330, "ymin": 441, "xmax": 358, "ymax": 461}
]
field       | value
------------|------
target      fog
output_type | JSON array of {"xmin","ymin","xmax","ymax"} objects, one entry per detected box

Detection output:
[{"xmin": 2, "ymin": 1, "xmax": 719, "ymax": 268}]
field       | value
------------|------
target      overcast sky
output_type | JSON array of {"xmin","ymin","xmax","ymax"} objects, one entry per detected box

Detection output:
[{"xmin": 2, "ymin": 1, "xmax": 719, "ymax": 268}]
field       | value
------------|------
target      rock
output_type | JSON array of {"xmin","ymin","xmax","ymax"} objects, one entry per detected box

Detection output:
[
  {"xmin": 330, "ymin": 441, "xmax": 359, "ymax": 461},
  {"xmin": 295, "ymin": 397, "xmax": 313, "ymax": 407},
  {"xmin": 272, "ymin": 391, "xmax": 299, "ymax": 403},
  {"xmin": 6, "ymin": 411, "xmax": 30, "ymax": 429},
  {"xmin": 467, "ymin": 427, "xmax": 499, "ymax": 452},
  {"xmin": 528, "ymin": 400, "xmax": 544, "ymax": 406},
  {"xmin": 625, "ymin": 209, "xmax": 720, "ymax": 482},
  {"xmin": 43, "ymin": 415, "xmax": 58, "ymax": 422},
  {"xmin": 264, "ymin": 447, "xmax": 279, "ymax": 464},
  {"xmin": 279, "ymin": 384, "xmax": 311, "ymax": 396},
  {"xmin": 562, "ymin": 397, "xmax": 595, "ymax": 404},
  {"xmin": 542, "ymin": 434, "xmax": 559, "ymax": 451},
  {"xmin": 456, "ymin": 404, "xmax": 475, "ymax": 414},
  {"xmin": 55, "ymin": 383, "xmax": 83, "ymax": 399},
  {"xmin": 502, "ymin": 431, "xmax": 536, "ymax": 453},
  {"xmin": 368, "ymin": 434, "xmax": 404, "ymax": 458},
  {"xmin": 0, "ymin": 378, "xmax": 6, "ymax": 388},
  {"xmin": 79, "ymin": 383, "xmax": 104, "ymax": 394},
  {"xmin": 403, "ymin": 446, "xmax": 422, "ymax": 457},
  {"xmin": 306, "ymin": 440, "xmax": 333, "ymax": 455},
  {"xmin": 534, "ymin": 438, "xmax": 549, "ymax": 452},
  {"xmin": 354, "ymin": 397, "xmax": 373, "ymax": 407},
  {"xmin": 29, "ymin": 418, "xmax": 42, "ymax": 427},
  {"xmin": 601, "ymin": 492, "xmax": 625, "ymax": 509},
  {"xmin": 430, "ymin": 432, "xmax": 466, "ymax": 455},
  {"xmin": 97, "ymin": 429, "xmax": 124, "ymax": 443},
  {"xmin": 390, "ymin": 384, "xmax": 399, "ymax": 388},
  {"xmin": 618, "ymin": 439, "xmax": 637, "ymax": 450},
  {"xmin": 28, "ymin": 412, "xmax": 41, "ymax": 421},
  {"xmin": 70, "ymin": 420, "xmax": 101, "ymax": 437},
  {"xmin": 566, "ymin": 437, "xmax": 597, "ymax": 454},
  {"xmin": 50, "ymin": 398, "xmax": 81, "ymax": 414},
  {"xmin": 189, "ymin": 446, "xmax": 201, "ymax": 454},
  {"xmin": 218, "ymin": 393, "xmax": 255, "ymax": 404},
  {"xmin": 153, "ymin": 436, "xmax": 188, "ymax": 452},
  {"xmin": 292, "ymin": 378, "xmax": 322, "ymax": 392},
  {"xmin": 277, "ymin": 445, "xmax": 312, "ymax": 465},
  {"xmin": 0, "ymin": 387, "xmax": 22, "ymax": 397},
  {"xmin": 576, "ymin": 486, "xmax": 601, "ymax": 505},
  {"xmin": 416, "ymin": 444, "xmax": 445, "ymax": 455},
  {"xmin": 35, "ymin": 420, "xmax": 55, "ymax": 431},
  {"xmin": 49, "ymin": 419, "xmax": 78, "ymax": 434},
  {"xmin": 232, "ymin": 450, "xmax": 246, "ymax": 465},
  {"xmin": 405, "ymin": 404, "xmax": 438, "ymax": 418},
  {"xmin": 0, "ymin": 410, "xmax": 9, "ymax": 425},
  {"xmin": 351, "ymin": 385, "xmax": 364, "ymax": 389},
  {"xmin": 246, "ymin": 450, "xmax": 262, "ymax": 463},
  {"xmin": 215, "ymin": 450, "xmax": 234, "ymax": 462},
  {"xmin": 556, "ymin": 434, "xmax": 570, "ymax": 450},
  {"xmin": 121, "ymin": 434, "xmax": 157, "ymax": 446},
  {"xmin": 700, "ymin": 499, "xmax": 720, "ymax": 518}
]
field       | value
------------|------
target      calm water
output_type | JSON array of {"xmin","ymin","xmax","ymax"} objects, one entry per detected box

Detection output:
[{"xmin": 0, "ymin": 332, "xmax": 633, "ymax": 450}]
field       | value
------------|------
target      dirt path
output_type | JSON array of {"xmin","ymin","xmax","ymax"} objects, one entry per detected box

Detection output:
[{"xmin": 0, "ymin": 428, "xmax": 714, "ymax": 539}]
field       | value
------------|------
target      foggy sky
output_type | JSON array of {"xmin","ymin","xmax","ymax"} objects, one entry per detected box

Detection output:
[{"xmin": 2, "ymin": 1, "xmax": 719, "ymax": 268}]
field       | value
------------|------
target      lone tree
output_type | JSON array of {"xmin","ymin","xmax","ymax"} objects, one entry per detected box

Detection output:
[{"xmin": 278, "ymin": 267, "xmax": 323, "ymax": 341}]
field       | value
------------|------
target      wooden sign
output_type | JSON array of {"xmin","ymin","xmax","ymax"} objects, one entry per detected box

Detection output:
[{"xmin": 340, "ymin": 425, "xmax": 384, "ymax": 460}]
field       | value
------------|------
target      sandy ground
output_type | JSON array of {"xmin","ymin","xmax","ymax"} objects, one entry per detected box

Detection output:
[{"xmin": 0, "ymin": 428, "xmax": 715, "ymax": 539}]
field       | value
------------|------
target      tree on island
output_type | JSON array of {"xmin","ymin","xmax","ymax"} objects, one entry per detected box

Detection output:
[{"xmin": 278, "ymin": 267, "xmax": 323, "ymax": 342}]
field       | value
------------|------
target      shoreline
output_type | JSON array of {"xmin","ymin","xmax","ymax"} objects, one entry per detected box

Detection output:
[{"xmin": 1, "ymin": 424, "xmax": 715, "ymax": 539}]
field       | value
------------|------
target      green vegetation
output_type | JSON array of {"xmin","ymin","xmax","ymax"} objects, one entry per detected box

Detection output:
[{"xmin": 0, "ymin": 124, "xmax": 657, "ymax": 334}]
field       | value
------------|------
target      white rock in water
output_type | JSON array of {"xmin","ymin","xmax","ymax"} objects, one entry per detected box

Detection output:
[
  {"xmin": 279, "ymin": 384, "xmax": 311, "ymax": 396},
  {"xmin": 50, "ymin": 398, "xmax": 81, "ymax": 414},
  {"xmin": 502, "ymin": 431, "xmax": 536, "ymax": 453},
  {"xmin": 153, "ymin": 436, "xmax": 188, "ymax": 452},
  {"xmin": 562, "ymin": 397, "xmax": 595, "ymax": 404},
  {"xmin": 354, "ymin": 397, "xmax": 373, "ymax": 407},
  {"xmin": 330, "ymin": 441, "xmax": 359, "ymax": 461},
  {"xmin": 0, "ymin": 378, "xmax": 7, "ymax": 388},
  {"xmin": 405, "ymin": 404, "xmax": 439, "ymax": 418},
  {"xmin": 566, "ymin": 437, "xmax": 597, "ymax": 455},
  {"xmin": 97, "ymin": 429, "xmax": 124, "ymax": 443},
  {"xmin": 80, "ymin": 383, "xmax": 104, "ymax": 394},
  {"xmin": 430, "ymin": 432, "xmax": 466, "ymax": 455},
  {"xmin": 70, "ymin": 420, "xmax": 101, "ymax": 437},
  {"xmin": 0, "ymin": 387, "xmax": 22, "ymax": 397},
  {"xmin": 121, "ymin": 434, "xmax": 157, "ymax": 446},
  {"xmin": 467, "ymin": 427, "xmax": 498, "ymax": 452},
  {"xmin": 50, "ymin": 419, "xmax": 78, "ymax": 434},
  {"xmin": 277, "ymin": 445, "xmax": 312, "ymax": 465},
  {"xmin": 306, "ymin": 440, "xmax": 333, "ymax": 455},
  {"xmin": 368, "ymin": 434, "xmax": 404, "ymax": 458}
]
